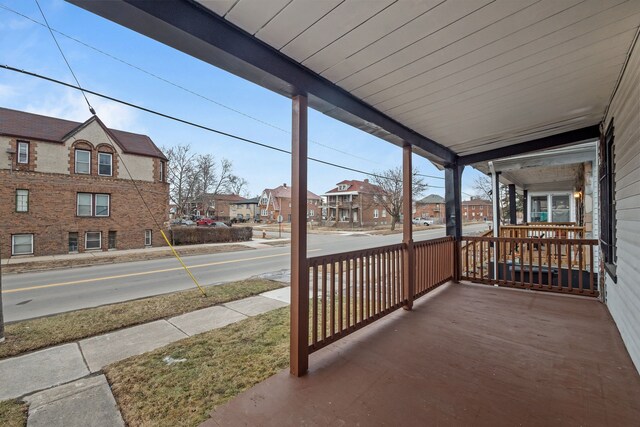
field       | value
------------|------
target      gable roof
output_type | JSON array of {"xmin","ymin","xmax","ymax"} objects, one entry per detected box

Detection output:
[
  {"xmin": 265, "ymin": 184, "xmax": 321, "ymax": 200},
  {"xmin": 325, "ymin": 179, "xmax": 382, "ymax": 194},
  {"xmin": 0, "ymin": 107, "xmax": 167, "ymax": 160},
  {"xmin": 417, "ymin": 194, "xmax": 445, "ymax": 204}
]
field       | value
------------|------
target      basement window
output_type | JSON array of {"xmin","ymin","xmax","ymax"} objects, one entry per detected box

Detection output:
[{"xmin": 85, "ymin": 232, "xmax": 102, "ymax": 250}]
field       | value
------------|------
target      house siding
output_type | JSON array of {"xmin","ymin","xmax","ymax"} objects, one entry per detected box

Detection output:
[{"xmin": 603, "ymin": 33, "xmax": 640, "ymax": 373}]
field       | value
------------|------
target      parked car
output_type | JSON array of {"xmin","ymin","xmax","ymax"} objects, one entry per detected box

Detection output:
[
  {"xmin": 213, "ymin": 222, "xmax": 229, "ymax": 228},
  {"xmin": 196, "ymin": 218, "xmax": 215, "ymax": 226},
  {"xmin": 180, "ymin": 219, "xmax": 195, "ymax": 226},
  {"xmin": 412, "ymin": 218, "xmax": 434, "ymax": 226}
]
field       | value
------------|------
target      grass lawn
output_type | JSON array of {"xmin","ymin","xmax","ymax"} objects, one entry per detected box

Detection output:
[
  {"xmin": 0, "ymin": 400, "xmax": 27, "ymax": 427},
  {"xmin": 0, "ymin": 279, "xmax": 286, "ymax": 360},
  {"xmin": 106, "ymin": 307, "xmax": 289, "ymax": 427}
]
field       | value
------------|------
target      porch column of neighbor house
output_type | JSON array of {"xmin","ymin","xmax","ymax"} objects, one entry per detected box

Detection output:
[
  {"xmin": 490, "ymin": 169, "xmax": 501, "ymax": 281},
  {"xmin": 290, "ymin": 94, "xmax": 309, "ymax": 377},
  {"xmin": 508, "ymin": 184, "xmax": 517, "ymax": 225},
  {"xmin": 522, "ymin": 190, "xmax": 528, "ymax": 224},
  {"xmin": 445, "ymin": 163, "xmax": 464, "ymax": 283},
  {"xmin": 403, "ymin": 144, "xmax": 414, "ymax": 310}
]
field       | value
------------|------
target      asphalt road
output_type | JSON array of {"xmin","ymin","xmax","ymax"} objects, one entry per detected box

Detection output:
[{"xmin": 1, "ymin": 223, "xmax": 489, "ymax": 322}]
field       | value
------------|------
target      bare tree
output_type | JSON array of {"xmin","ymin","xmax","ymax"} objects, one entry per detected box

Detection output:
[
  {"xmin": 370, "ymin": 167, "xmax": 428, "ymax": 230},
  {"xmin": 228, "ymin": 175, "xmax": 249, "ymax": 197},
  {"xmin": 163, "ymin": 144, "xmax": 200, "ymax": 217},
  {"xmin": 472, "ymin": 175, "xmax": 522, "ymax": 224}
]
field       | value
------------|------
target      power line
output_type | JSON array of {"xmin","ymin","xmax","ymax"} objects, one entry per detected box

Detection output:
[
  {"xmin": 0, "ymin": 2, "xmax": 386, "ymax": 166},
  {"xmin": 1, "ymin": 64, "xmax": 444, "ymax": 188}
]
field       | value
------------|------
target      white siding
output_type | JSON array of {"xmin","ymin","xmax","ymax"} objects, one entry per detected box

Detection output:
[{"xmin": 604, "ymin": 32, "xmax": 640, "ymax": 373}]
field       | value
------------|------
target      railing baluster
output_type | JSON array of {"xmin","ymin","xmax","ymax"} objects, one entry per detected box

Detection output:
[
  {"xmin": 472, "ymin": 238, "xmax": 477, "ymax": 280},
  {"xmin": 589, "ymin": 244, "xmax": 594, "ymax": 294},
  {"xmin": 322, "ymin": 258, "xmax": 327, "ymax": 341},
  {"xmin": 567, "ymin": 242, "xmax": 573, "ymax": 292},
  {"xmin": 557, "ymin": 242, "xmax": 562, "ymax": 291},
  {"xmin": 377, "ymin": 251, "xmax": 382, "ymax": 315},
  {"xmin": 547, "ymin": 242, "xmax": 552, "ymax": 290},
  {"xmin": 578, "ymin": 243, "xmax": 583, "ymax": 293},
  {"xmin": 338, "ymin": 257, "xmax": 343, "ymax": 333},
  {"xmin": 359, "ymin": 254, "xmax": 364, "ymax": 323},
  {"xmin": 312, "ymin": 262, "xmax": 318, "ymax": 346},
  {"xmin": 330, "ymin": 258, "xmax": 336, "ymax": 337}
]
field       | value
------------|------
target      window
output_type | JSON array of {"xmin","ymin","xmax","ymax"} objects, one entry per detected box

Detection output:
[
  {"xmin": 77, "ymin": 193, "xmax": 93, "ymax": 216},
  {"xmin": 75, "ymin": 149, "xmax": 91, "ymax": 174},
  {"xmin": 382, "ymin": 210, "xmax": 387, "ymax": 218},
  {"xmin": 12, "ymin": 234, "xmax": 33, "ymax": 255},
  {"xmin": 551, "ymin": 195, "xmax": 570, "ymax": 222},
  {"xmin": 85, "ymin": 232, "xmax": 102, "ymax": 250},
  {"xmin": 338, "ymin": 184, "xmax": 349, "ymax": 191},
  {"xmin": 144, "ymin": 229, "xmax": 152, "ymax": 246},
  {"xmin": 261, "ymin": 209, "xmax": 268, "ymax": 216},
  {"xmin": 98, "ymin": 152, "xmax": 113, "ymax": 176},
  {"xmin": 17, "ymin": 141, "xmax": 29, "ymax": 164},
  {"xmin": 69, "ymin": 232, "xmax": 79, "ymax": 252},
  {"xmin": 374, "ymin": 209, "xmax": 379, "ymax": 219},
  {"xmin": 95, "ymin": 194, "xmax": 110, "ymax": 217},
  {"xmin": 77, "ymin": 193, "xmax": 110, "ymax": 217},
  {"xmin": 309, "ymin": 209, "xmax": 314, "ymax": 217},
  {"xmin": 530, "ymin": 196, "xmax": 548, "ymax": 222},
  {"xmin": 159, "ymin": 161, "xmax": 165, "ymax": 182},
  {"xmin": 108, "ymin": 231, "xmax": 117, "ymax": 249},
  {"xmin": 600, "ymin": 121, "xmax": 617, "ymax": 267},
  {"xmin": 16, "ymin": 189, "xmax": 29, "ymax": 212}
]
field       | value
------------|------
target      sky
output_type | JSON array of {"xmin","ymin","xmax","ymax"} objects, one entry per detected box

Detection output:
[{"xmin": 0, "ymin": 0, "xmax": 484, "ymax": 199}]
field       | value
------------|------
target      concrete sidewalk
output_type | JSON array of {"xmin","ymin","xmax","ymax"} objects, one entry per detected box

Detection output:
[
  {"xmin": 0, "ymin": 285, "xmax": 291, "ymax": 426},
  {"xmin": 0, "ymin": 238, "xmax": 289, "ymax": 273}
]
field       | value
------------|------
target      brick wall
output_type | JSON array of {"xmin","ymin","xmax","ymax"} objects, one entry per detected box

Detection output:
[{"xmin": 1, "ymin": 170, "xmax": 169, "ymax": 258}]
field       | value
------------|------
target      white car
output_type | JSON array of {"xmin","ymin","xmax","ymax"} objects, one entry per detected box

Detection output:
[{"xmin": 412, "ymin": 218, "xmax": 434, "ymax": 226}]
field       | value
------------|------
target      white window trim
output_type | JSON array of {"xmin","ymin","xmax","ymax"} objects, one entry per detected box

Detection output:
[
  {"xmin": 12, "ymin": 234, "xmax": 34, "ymax": 255},
  {"xmin": 75, "ymin": 149, "xmax": 91, "ymax": 174},
  {"xmin": 16, "ymin": 189, "xmax": 29, "ymax": 212},
  {"xmin": 145, "ymin": 229, "xmax": 152, "ymax": 246},
  {"xmin": 527, "ymin": 191, "xmax": 575, "ymax": 223},
  {"xmin": 85, "ymin": 231, "xmax": 102, "ymax": 250},
  {"xmin": 374, "ymin": 209, "xmax": 379, "ymax": 219},
  {"xmin": 94, "ymin": 194, "xmax": 110, "ymax": 217},
  {"xmin": 159, "ymin": 161, "xmax": 165, "ymax": 182},
  {"xmin": 98, "ymin": 152, "xmax": 113, "ymax": 176},
  {"xmin": 17, "ymin": 141, "xmax": 29, "ymax": 164},
  {"xmin": 77, "ymin": 193, "xmax": 93, "ymax": 216}
]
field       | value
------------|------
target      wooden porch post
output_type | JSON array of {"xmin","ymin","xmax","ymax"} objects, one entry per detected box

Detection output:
[
  {"xmin": 508, "ymin": 184, "xmax": 517, "ymax": 225},
  {"xmin": 445, "ymin": 163, "xmax": 464, "ymax": 282},
  {"xmin": 522, "ymin": 190, "xmax": 528, "ymax": 224},
  {"xmin": 402, "ymin": 144, "xmax": 414, "ymax": 310},
  {"xmin": 290, "ymin": 94, "xmax": 308, "ymax": 377}
]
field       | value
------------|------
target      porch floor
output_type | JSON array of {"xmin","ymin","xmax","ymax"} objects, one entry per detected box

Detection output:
[{"xmin": 205, "ymin": 282, "xmax": 640, "ymax": 426}]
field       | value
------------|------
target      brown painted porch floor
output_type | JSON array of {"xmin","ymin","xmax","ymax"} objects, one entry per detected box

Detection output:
[{"xmin": 204, "ymin": 282, "xmax": 640, "ymax": 426}]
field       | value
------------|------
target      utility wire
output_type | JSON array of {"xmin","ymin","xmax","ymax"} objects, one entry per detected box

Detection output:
[
  {"xmin": 1, "ymin": 64, "xmax": 444, "ymax": 188},
  {"xmin": 33, "ymin": 0, "xmax": 94, "ymax": 115},
  {"xmin": 32, "ymin": 2, "xmax": 208, "ymax": 296},
  {"xmin": 0, "ymin": 2, "xmax": 387, "ymax": 166}
]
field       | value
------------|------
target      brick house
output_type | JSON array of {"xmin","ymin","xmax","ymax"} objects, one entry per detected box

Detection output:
[
  {"xmin": 323, "ymin": 179, "xmax": 388, "ymax": 227},
  {"xmin": 414, "ymin": 194, "xmax": 445, "ymax": 224},
  {"xmin": 258, "ymin": 184, "xmax": 321, "ymax": 223},
  {"xmin": 193, "ymin": 193, "xmax": 246, "ymax": 220},
  {"xmin": 462, "ymin": 198, "xmax": 493, "ymax": 222},
  {"xmin": 229, "ymin": 197, "xmax": 259, "ymax": 222},
  {"xmin": 0, "ymin": 107, "xmax": 169, "ymax": 257}
]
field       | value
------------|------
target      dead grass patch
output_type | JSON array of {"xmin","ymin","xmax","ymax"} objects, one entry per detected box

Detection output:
[
  {"xmin": 0, "ymin": 279, "xmax": 285, "ymax": 360},
  {"xmin": 105, "ymin": 307, "xmax": 289, "ymax": 427},
  {"xmin": 0, "ymin": 400, "xmax": 27, "ymax": 427}
]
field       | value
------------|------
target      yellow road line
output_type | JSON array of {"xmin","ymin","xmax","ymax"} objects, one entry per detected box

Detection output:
[{"xmin": 3, "ymin": 249, "xmax": 321, "ymax": 294}]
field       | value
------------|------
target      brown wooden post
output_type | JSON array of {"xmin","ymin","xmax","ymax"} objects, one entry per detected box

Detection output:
[
  {"xmin": 290, "ymin": 94, "xmax": 309, "ymax": 377},
  {"xmin": 402, "ymin": 144, "xmax": 414, "ymax": 309},
  {"xmin": 508, "ymin": 184, "xmax": 517, "ymax": 225}
]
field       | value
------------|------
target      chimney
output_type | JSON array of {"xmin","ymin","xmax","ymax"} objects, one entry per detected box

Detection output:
[
  {"xmin": 364, "ymin": 179, "xmax": 369, "ymax": 183},
  {"xmin": 283, "ymin": 183, "xmax": 287, "ymax": 188}
]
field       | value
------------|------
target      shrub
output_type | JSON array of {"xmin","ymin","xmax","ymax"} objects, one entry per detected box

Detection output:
[{"xmin": 169, "ymin": 226, "xmax": 252, "ymax": 245}]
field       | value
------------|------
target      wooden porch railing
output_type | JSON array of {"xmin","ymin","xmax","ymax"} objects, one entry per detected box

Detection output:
[
  {"xmin": 460, "ymin": 236, "xmax": 598, "ymax": 296},
  {"xmin": 501, "ymin": 225, "xmax": 585, "ymax": 239},
  {"xmin": 307, "ymin": 237, "xmax": 454, "ymax": 353}
]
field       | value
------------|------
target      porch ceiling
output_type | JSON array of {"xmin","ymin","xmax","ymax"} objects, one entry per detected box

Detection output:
[
  {"xmin": 68, "ymin": 0, "xmax": 640, "ymax": 164},
  {"xmin": 474, "ymin": 141, "xmax": 597, "ymax": 190}
]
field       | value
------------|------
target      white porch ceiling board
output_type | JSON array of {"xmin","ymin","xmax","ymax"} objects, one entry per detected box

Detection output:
[
  {"xmin": 224, "ymin": 0, "xmax": 291, "ymax": 35},
  {"xmin": 254, "ymin": 1, "xmax": 342, "ymax": 50},
  {"xmin": 420, "ymin": 64, "xmax": 622, "ymax": 141},
  {"xmin": 366, "ymin": 0, "xmax": 607, "ymax": 110},
  {"xmin": 344, "ymin": 0, "xmax": 545, "ymax": 98},
  {"xmin": 328, "ymin": 0, "xmax": 497, "ymax": 90},
  {"xmin": 377, "ymin": 19, "xmax": 636, "ymax": 120},
  {"xmin": 198, "ymin": 0, "xmax": 238, "ymax": 16},
  {"xmin": 301, "ymin": 0, "xmax": 443, "ymax": 73},
  {"xmin": 318, "ymin": 0, "xmax": 493, "ymax": 83},
  {"xmin": 278, "ymin": 1, "xmax": 395, "ymax": 63},
  {"xmin": 397, "ymin": 35, "xmax": 633, "ymax": 126}
]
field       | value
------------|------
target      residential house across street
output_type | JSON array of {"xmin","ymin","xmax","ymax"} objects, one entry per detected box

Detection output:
[
  {"xmin": 229, "ymin": 197, "xmax": 259, "ymax": 222},
  {"xmin": 0, "ymin": 107, "xmax": 169, "ymax": 257},
  {"xmin": 258, "ymin": 184, "xmax": 321, "ymax": 223},
  {"xmin": 462, "ymin": 198, "xmax": 492, "ymax": 222},
  {"xmin": 323, "ymin": 179, "xmax": 388, "ymax": 227},
  {"xmin": 414, "ymin": 194, "xmax": 445, "ymax": 224}
]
